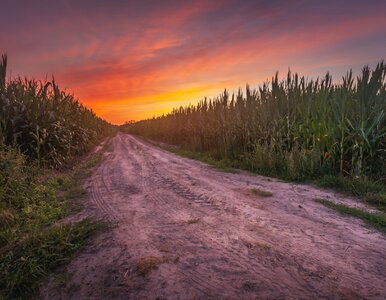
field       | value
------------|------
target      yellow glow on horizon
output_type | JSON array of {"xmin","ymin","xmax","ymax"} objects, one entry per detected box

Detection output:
[{"xmin": 86, "ymin": 84, "xmax": 231, "ymax": 124}]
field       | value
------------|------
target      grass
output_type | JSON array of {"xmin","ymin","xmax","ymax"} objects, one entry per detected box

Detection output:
[
  {"xmin": 316, "ymin": 175, "xmax": 386, "ymax": 213},
  {"xmin": 365, "ymin": 193, "xmax": 386, "ymax": 213},
  {"xmin": 138, "ymin": 134, "xmax": 239, "ymax": 174},
  {"xmin": 173, "ymin": 149, "xmax": 239, "ymax": 173},
  {"xmin": 0, "ymin": 220, "xmax": 102, "ymax": 299},
  {"xmin": 254, "ymin": 242, "xmax": 271, "ymax": 250},
  {"xmin": 315, "ymin": 198, "xmax": 386, "ymax": 233},
  {"xmin": 251, "ymin": 188, "xmax": 273, "ymax": 197},
  {"xmin": 0, "ymin": 141, "xmax": 108, "ymax": 299},
  {"xmin": 145, "ymin": 139, "xmax": 239, "ymax": 173},
  {"xmin": 135, "ymin": 256, "xmax": 166, "ymax": 276}
]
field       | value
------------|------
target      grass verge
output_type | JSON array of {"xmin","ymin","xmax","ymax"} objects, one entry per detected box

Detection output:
[
  {"xmin": 316, "ymin": 175, "xmax": 386, "ymax": 213},
  {"xmin": 141, "ymin": 138, "xmax": 238, "ymax": 173},
  {"xmin": 315, "ymin": 198, "xmax": 386, "ymax": 233},
  {"xmin": 0, "ymin": 220, "xmax": 102, "ymax": 299},
  {"xmin": 171, "ymin": 149, "xmax": 239, "ymax": 173},
  {"xmin": 0, "ymin": 141, "xmax": 108, "ymax": 299}
]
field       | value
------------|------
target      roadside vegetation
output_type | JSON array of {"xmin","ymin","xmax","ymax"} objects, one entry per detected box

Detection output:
[
  {"xmin": 0, "ymin": 54, "xmax": 113, "ymax": 299},
  {"xmin": 315, "ymin": 198, "xmax": 386, "ymax": 233},
  {"xmin": 124, "ymin": 62, "xmax": 386, "ymax": 206}
]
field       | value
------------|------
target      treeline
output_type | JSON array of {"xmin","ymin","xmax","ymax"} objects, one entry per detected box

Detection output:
[
  {"xmin": 0, "ymin": 54, "xmax": 114, "ymax": 167},
  {"xmin": 126, "ymin": 62, "xmax": 386, "ymax": 182}
]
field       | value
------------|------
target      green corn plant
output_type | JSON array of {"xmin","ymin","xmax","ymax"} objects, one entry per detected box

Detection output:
[
  {"xmin": 125, "ymin": 61, "xmax": 386, "ymax": 182},
  {"xmin": 0, "ymin": 54, "xmax": 114, "ymax": 167}
]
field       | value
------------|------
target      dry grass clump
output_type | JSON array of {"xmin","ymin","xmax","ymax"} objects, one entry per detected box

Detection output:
[
  {"xmin": 0, "ymin": 210, "xmax": 16, "ymax": 229},
  {"xmin": 252, "ymin": 188, "xmax": 273, "ymax": 197},
  {"xmin": 135, "ymin": 256, "xmax": 166, "ymax": 276},
  {"xmin": 244, "ymin": 240, "xmax": 272, "ymax": 252},
  {"xmin": 186, "ymin": 217, "xmax": 200, "ymax": 224}
]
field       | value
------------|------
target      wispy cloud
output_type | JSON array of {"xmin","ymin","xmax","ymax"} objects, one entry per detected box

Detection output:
[{"xmin": 1, "ymin": 0, "xmax": 385, "ymax": 124}]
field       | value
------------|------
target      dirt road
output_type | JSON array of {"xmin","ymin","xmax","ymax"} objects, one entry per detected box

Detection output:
[{"xmin": 41, "ymin": 133, "xmax": 386, "ymax": 299}]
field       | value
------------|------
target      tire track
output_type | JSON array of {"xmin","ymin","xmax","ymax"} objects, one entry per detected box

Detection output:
[
  {"xmin": 91, "ymin": 171, "xmax": 120, "ymax": 222},
  {"xmin": 122, "ymin": 137, "xmax": 235, "ymax": 297},
  {"xmin": 126, "ymin": 140, "xmax": 275, "ymax": 296},
  {"xmin": 124, "ymin": 135, "xmax": 339, "ymax": 297}
]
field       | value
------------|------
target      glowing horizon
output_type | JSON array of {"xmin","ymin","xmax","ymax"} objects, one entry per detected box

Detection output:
[{"xmin": 1, "ymin": 0, "xmax": 386, "ymax": 124}]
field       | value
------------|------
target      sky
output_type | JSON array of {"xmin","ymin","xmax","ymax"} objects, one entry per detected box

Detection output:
[{"xmin": 1, "ymin": 0, "xmax": 386, "ymax": 124}]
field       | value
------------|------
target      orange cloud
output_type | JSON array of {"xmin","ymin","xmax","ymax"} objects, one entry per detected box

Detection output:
[{"xmin": 2, "ymin": 1, "xmax": 385, "ymax": 124}]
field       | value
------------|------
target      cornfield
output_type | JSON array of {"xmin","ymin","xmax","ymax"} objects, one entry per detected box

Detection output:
[
  {"xmin": 0, "ymin": 54, "xmax": 113, "ymax": 167},
  {"xmin": 126, "ymin": 62, "xmax": 386, "ymax": 181}
]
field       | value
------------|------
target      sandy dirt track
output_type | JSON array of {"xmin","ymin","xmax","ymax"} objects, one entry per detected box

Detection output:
[{"xmin": 41, "ymin": 133, "xmax": 386, "ymax": 299}]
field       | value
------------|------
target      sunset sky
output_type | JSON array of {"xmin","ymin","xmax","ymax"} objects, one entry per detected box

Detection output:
[{"xmin": 1, "ymin": 0, "xmax": 386, "ymax": 124}]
